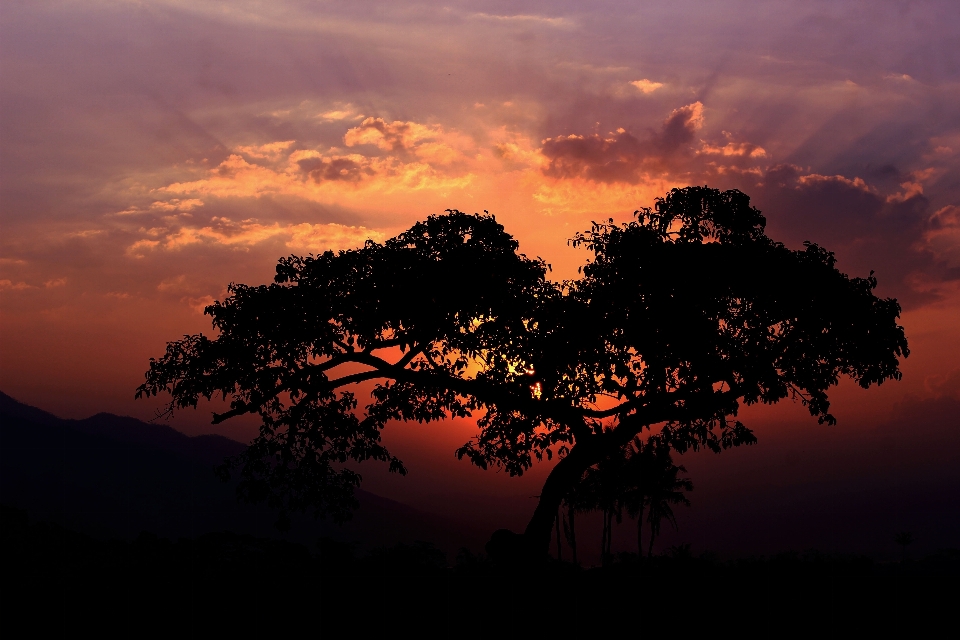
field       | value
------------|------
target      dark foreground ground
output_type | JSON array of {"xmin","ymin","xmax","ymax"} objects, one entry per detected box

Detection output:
[{"xmin": 3, "ymin": 505, "xmax": 957, "ymax": 637}]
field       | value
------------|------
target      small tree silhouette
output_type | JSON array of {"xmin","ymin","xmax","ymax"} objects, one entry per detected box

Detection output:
[
  {"xmin": 579, "ymin": 455, "xmax": 628, "ymax": 565},
  {"xmin": 894, "ymin": 531, "xmax": 914, "ymax": 561},
  {"xmin": 621, "ymin": 437, "xmax": 693, "ymax": 558},
  {"xmin": 643, "ymin": 458, "xmax": 692, "ymax": 557},
  {"xmin": 560, "ymin": 482, "xmax": 587, "ymax": 565},
  {"xmin": 570, "ymin": 436, "xmax": 693, "ymax": 564}
]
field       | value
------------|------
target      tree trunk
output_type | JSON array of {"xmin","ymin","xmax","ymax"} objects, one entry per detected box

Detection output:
[
  {"xmin": 522, "ymin": 441, "xmax": 600, "ymax": 555},
  {"xmin": 636, "ymin": 506, "xmax": 644, "ymax": 558},
  {"xmin": 568, "ymin": 506, "xmax": 578, "ymax": 565},
  {"xmin": 605, "ymin": 511, "xmax": 613, "ymax": 565},
  {"xmin": 601, "ymin": 509, "xmax": 609, "ymax": 566},
  {"xmin": 647, "ymin": 527, "xmax": 655, "ymax": 558},
  {"xmin": 555, "ymin": 511, "xmax": 562, "ymax": 562}
]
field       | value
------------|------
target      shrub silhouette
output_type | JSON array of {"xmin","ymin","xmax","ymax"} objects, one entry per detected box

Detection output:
[
  {"xmin": 894, "ymin": 531, "xmax": 915, "ymax": 561},
  {"xmin": 138, "ymin": 186, "xmax": 908, "ymax": 558}
]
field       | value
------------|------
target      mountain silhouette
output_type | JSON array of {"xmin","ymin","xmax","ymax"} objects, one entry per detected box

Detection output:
[{"xmin": 0, "ymin": 391, "xmax": 480, "ymax": 554}]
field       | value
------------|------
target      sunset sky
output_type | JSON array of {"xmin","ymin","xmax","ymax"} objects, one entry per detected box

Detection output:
[{"xmin": 2, "ymin": 1, "xmax": 959, "ymax": 547}]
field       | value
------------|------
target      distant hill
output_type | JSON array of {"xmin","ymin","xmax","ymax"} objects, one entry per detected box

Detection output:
[{"xmin": 0, "ymin": 391, "xmax": 481, "ymax": 555}]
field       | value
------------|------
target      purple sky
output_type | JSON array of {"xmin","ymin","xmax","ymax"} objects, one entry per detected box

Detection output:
[{"xmin": 2, "ymin": 1, "xmax": 958, "ymax": 552}]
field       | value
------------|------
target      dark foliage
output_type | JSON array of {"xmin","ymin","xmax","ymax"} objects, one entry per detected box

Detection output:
[{"xmin": 137, "ymin": 187, "xmax": 908, "ymax": 552}]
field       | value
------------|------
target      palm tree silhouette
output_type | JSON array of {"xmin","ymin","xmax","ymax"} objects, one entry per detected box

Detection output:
[
  {"xmin": 578, "ymin": 457, "xmax": 625, "ymax": 566},
  {"xmin": 894, "ymin": 531, "xmax": 914, "ymax": 561},
  {"xmin": 570, "ymin": 438, "xmax": 693, "ymax": 564},
  {"xmin": 621, "ymin": 437, "xmax": 693, "ymax": 558},
  {"xmin": 644, "ymin": 460, "xmax": 692, "ymax": 557},
  {"xmin": 561, "ymin": 484, "xmax": 584, "ymax": 565}
]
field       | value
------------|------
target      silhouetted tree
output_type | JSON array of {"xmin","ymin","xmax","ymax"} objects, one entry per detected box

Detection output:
[
  {"xmin": 620, "ymin": 437, "xmax": 692, "ymax": 557},
  {"xmin": 561, "ymin": 483, "xmax": 586, "ymax": 565},
  {"xmin": 642, "ymin": 451, "xmax": 692, "ymax": 557},
  {"xmin": 138, "ymin": 187, "xmax": 909, "ymax": 556},
  {"xmin": 579, "ymin": 435, "xmax": 694, "ymax": 560},
  {"xmin": 894, "ymin": 531, "xmax": 914, "ymax": 561},
  {"xmin": 579, "ymin": 455, "xmax": 628, "ymax": 565}
]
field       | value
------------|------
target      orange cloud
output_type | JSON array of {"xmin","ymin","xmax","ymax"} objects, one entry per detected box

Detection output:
[
  {"xmin": 287, "ymin": 222, "xmax": 385, "ymax": 252},
  {"xmin": 160, "ymin": 126, "xmax": 475, "ymax": 205},
  {"xmin": 797, "ymin": 173, "xmax": 875, "ymax": 192},
  {"xmin": 887, "ymin": 181, "xmax": 924, "ymax": 203},
  {"xmin": 157, "ymin": 275, "xmax": 189, "ymax": 292},
  {"xmin": 630, "ymin": 79, "xmax": 663, "ymax": 93},
  {"xmin": 236, "ymin": 140, "xmax": 296, "ymax": 159},
  {"xmin": 148, "ymin": 199, "xmax": 205, "ymax": 212},
  {"xmin": 320, "ymin": 105, "xmax": 363, "ymax": 121},
  {"xmin": 127, "ymin": 219, "xmax": 383, "ymax": 256},
  {"xmin": 344, "ymin": 117, "xmax": 440, "ymax": 151},
  {"xmin": 0, "ymin": 280, "xmax": 33, "ymax": 291},
  {"xmin": 699, "ymin": 141, "xmax": 767, "ymax": 158}
]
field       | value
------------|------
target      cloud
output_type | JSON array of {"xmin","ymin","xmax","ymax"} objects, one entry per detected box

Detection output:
[
  {"xmin": 413, "ymin": 142, "xmax": 464, "ymax": 166},
  {"xmin": 699, "ymin": 141, "xmax": 767, "ymax": 158},
  {"xmin": 757, "ymin": 166, "xmax": 889, "ymax": 245},
  {"xmin": 127, "ymin": 218, "xmax": 382, "ymax": 256},
  {"xmin": 344, "ymin": 117, "xmax": 439, "ymax": 152},
  {"xmin": 887, "ymin": 181, "xmax": 925, "ymax": 203},
  {"xmin": 287, "ymin": 222, "xmax": 385, "ymax": 252},
  {"xmin": 923, "ymin": 205, "xmax": 960, "ymax": 272},
  {"xmin": 162, "ymin": 154, "xmax": 295, "ymax": 199},
  {"xmin": 928, "ymin": 204, "xmax": 960, "ymax": 231},
  {"xmin": 319, "ymin": 106, "xmax": 363, "ymax": 121},
  {"xmin": 539, "ymin": 102, "xmax": 707, "ymax": 183},
  {"xmin": 493, "ymin": 135, "xmax": 549, "ymax": 171},
  {"xmin": 156, "ymin": 119, "xmax": 476, "ymax": 206},
  {"xmin": 540, "ymin": 130, "xmax": 646, "ymax": 183},
  {"xmin": 749, "ymin": 164, "xmax": 955, "ymax": 306},
  {"xmin": 161, "ymin": 150, "xmax": 473, "ymax": 202},
  {"xmin": 296, "ymin": 154, "xmax": 378, "ymax": 182},
  {"xmin": 468, "ymin": 13, "xmax": 572, "ymax": 28},
  {"xmin": 0, "ymin": 280, "xmax": 33, "ymax": 291},
  {"xmin": 630, "ymin": 79, "xmax": 663, "ymax": 94},
  {"xmin": 236, "ymin": 140, "xmax": 296, "ymax": 159},
  {"xmin": 151, "ymin": 199, "xmax": 205, "ymax": 212},
  {"xmin": 126, "ymin": 239, "xmax": 161, "ymax": 257},
  {"xmin": 657, "ymin": 102, "xmax": 704, "ymax": 152},
  {"xmin": 887, "ymin": 167, "xmax": 938, "ymax": 202},
  {"xmin": 157, "ymin": 274, "xmax": 188, "ymax": 292},
  {"xmin": 184, "ymin": 294, "xmax": 215, "ymax": 314}
]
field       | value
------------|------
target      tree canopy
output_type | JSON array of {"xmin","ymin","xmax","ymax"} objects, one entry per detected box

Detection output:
[{"xmin": 137, "ymin": 186, "xmax": 908, "ymax": 554}]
